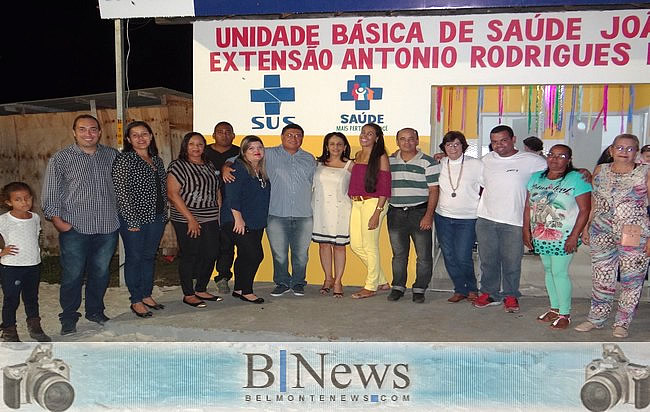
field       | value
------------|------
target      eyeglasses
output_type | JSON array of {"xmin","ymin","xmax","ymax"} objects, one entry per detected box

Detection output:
[
  {"xmin": 547, "ymin": 152, "xmax": 569, "ymax": 159},
  {"xmin": 613, "ymin": 145, "xmax": 638, "ymax": 153},
  {"xmin": 445, "ymin": 142, "xmax": 461, "ymax": 148}
]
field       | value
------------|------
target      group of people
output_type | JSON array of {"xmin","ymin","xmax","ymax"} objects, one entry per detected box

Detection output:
[{"xmin": 0, "ymin": 114, "xmax": 648, "ymax": 341}]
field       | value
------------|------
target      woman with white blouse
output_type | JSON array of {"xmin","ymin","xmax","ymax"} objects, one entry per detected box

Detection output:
[{"xmin": 434, "ymin": 131, "xmax": 484, "ymax": 303}]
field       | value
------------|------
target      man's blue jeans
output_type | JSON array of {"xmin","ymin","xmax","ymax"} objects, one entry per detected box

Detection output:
[
  {"xmin": 475, "ymin": 217, "xmax": 524, "ymax": 300},
  {"xmin": 434, "ymin": 213, "xmax": 477, "ymax": 296},
  {"xmin": 58, "ymin": 229, "xmax": 118, "ymax": 322},
  {"xmin": 266, "ymin": 215, "xmax": 312, "ymax": 288},
  {"xmin": 387, "ymin": 206, "xmax": 433, "ymax": 293},
  {"xmin": 119, "ymin": 214, "xmax": 166, "ymax": 304}
]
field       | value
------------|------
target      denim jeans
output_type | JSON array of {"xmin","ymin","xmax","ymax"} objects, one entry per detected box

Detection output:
[
  {"xmin": 434, "ymin": 213, "xmax": 477, "ymax": 296},
  {"xmin": 475, "ymin": 217, "xmax": 524, "ymax": 300},
  {"xmin": 119, "ymin": 214, "xmax": 166, "ymax": 304},
  {"xmin": 266, "ymin": 215, "xmax": 313, "ymax": 288},
  {"xmin": 58, "ymin": 229, "xmax": 118, "ymax": 322},
  {"xmin": 0, "ymin": 264, "xmax": 41, "ymax": 327},
  {"xmin": 387, "ymin": 206, "xmax": 433, "ymax": 293}
]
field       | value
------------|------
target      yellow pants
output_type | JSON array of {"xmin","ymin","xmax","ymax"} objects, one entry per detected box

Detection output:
[{"xmin": 349, "ymin": 198, "xmax": 388, "ymax": 291}]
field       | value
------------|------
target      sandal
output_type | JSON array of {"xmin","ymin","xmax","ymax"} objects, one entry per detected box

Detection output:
[
  {"xmin": 351, "ymin": 288, "xmax": 376, "ymax": 299},
  {"xmin": 613, "ymin": 326, "xmax": 629, "ymax": 338},
  {"xmin": 550, "ymin": 315, "xmax": 570, "ymax": 329},
  {"xmin": 333, "ymin": 282, "xmax": 344, "ymax": 298},
  {"xmin": 537, "ymin": 309, "xmax": 559, "ymax": 323},
  {"xmin": 574, "ymin": 321, "xmax": 602, "ymax": 332},
  {"xmin": 378, "ymin": 284, "xmax": 391, "ymax": 291},
  {"xmin": 320, "ymin": 279, "xmax": 334, "ymax": 295}
]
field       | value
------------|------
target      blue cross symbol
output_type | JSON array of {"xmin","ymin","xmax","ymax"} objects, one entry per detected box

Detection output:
[{"xmin": 250, "ymin": 75, "xmax": 295, "ymax": 115}]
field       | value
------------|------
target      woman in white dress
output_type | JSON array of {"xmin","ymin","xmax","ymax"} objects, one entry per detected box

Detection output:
[{"xmin": 312, "ymin": 132, "xmax": 353, "ymax": 298}]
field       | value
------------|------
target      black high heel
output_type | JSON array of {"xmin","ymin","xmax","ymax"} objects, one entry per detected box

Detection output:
[{"xmin": 130, "ymin": 304, "xmax": 152, "ymax": 318}]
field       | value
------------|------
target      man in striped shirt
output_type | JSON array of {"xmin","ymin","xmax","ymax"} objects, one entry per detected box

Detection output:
[
  {"xmin": 42, "ymin": 114, "xmax": 119, "ymax": 335},
  {"xmin": 386, "ymin": 127, "xmax": 440, "ymax": 303}
]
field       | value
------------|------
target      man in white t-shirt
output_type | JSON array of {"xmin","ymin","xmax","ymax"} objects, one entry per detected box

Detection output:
[{"xmin": 473, "ymin": 125, "xmax": 547, "ymax": 313}]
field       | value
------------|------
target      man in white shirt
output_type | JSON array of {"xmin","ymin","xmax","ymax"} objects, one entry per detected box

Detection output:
[{"xmin": 473, "ymin": 125, "xmax": 547, "ymax": 313}]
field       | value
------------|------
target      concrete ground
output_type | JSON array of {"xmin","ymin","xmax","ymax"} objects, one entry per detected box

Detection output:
[{"xmin": 10, "ymin": 280, "xmax": 649, "ymax": 343}]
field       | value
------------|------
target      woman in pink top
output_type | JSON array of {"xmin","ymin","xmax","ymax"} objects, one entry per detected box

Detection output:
[{"xmin": 348, "ymin": 123, "xmax": 392, "ymax": 299}]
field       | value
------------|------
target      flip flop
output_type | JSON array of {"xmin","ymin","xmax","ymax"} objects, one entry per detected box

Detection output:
[
  {"xmin": 351, "ymin": 289, "xmax": 376, "ymax": 299},
  {"xmin": 333, "ymin": 292, "xmax": 344, "ymax": 298},
  {"xmin": 319, "ymin": 287, "xmax": 331, "ymax": 295}
]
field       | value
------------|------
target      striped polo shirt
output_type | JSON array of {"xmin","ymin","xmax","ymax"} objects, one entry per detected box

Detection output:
[{"xmin": 389, "ymin": 150, "xmax": 440, "ymax": 207}]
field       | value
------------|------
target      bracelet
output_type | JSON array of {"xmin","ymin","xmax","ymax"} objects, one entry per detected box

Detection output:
[{"xmin": 375, "ymin": 206, "xmax": 384, "ymax": 211}]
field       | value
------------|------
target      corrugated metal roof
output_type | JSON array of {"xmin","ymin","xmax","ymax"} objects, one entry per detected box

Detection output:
[{"xmin": 0, "ymin": 87, "xmax": 191, "ymax": 116}]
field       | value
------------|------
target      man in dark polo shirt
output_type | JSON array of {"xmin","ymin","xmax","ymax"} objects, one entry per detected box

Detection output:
[{"xmin": 204, "ymin": 121, "xmax": 240, "ymax": 294}]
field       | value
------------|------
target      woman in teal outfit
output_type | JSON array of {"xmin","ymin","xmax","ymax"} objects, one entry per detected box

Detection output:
[{"xmin": 523, "ymin": 144, "xmax": 591, "ymax": 329}]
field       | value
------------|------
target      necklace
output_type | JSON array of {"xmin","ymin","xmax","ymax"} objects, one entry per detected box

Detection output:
[{"xmin": 447, "ymin": 154, "xmax": 464, "ymax": 198}]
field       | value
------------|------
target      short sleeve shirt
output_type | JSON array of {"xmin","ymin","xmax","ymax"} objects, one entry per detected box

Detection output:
[{"xmin": 527, "ymin": 170, "xmax": 592, "ymax": 255}]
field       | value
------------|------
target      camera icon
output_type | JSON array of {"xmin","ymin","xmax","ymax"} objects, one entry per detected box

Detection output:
[
  {"xmin": 581, "ymin": 343, "xmax": 650, "ymax": 411},
  {"xmin": 3, "ymin": 344, "xmax": 75, "ymax": 411}
]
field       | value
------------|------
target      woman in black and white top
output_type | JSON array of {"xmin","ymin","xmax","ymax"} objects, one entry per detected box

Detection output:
[
  {"xmin": 112, "ymin": 121, "xmax": 167, "ymax": 318},
  {"xmin": 167, "ymin": 132, "xmax": 222, "ymax": 308}
]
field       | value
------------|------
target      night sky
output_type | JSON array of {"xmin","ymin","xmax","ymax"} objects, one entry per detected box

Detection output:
[{"xmin": 0, "ymin": 0, "xmax": 192, "ymax": 104}]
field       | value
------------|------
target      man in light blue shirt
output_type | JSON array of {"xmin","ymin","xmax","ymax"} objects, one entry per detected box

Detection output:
[{"xmin": 266, "ymin": 124, "xmax": 316, "ymax": 296}]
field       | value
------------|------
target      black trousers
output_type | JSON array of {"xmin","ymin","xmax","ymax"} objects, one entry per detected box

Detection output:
[
  {"xmin": 0, "ymin": 264, "xmax": 41, "ymax": 327},
  {"xmin": 214, "ymin": 227, "xmax": 235, "ymax": 282},
  {"xmin": 172, "ymin": 220, "xmax": 219, "ymax": 296},
  {"xmin": 223, "ymin": 222, "xmax": 264, "ymax": 295}
]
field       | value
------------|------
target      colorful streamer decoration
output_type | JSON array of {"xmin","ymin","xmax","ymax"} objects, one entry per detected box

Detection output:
[
  {"xmin": 461, "ymin": 87, "xmax": 467, "ymax": 132},
  {"xmin": 527, "ymin": 86, "xmax": 533, "ymax": 134},
  {"xmin": 627, "ymin": 85, "xmax": 635, "ymax": 132},
  {"xmin": 447, "ymin": 87, "xmax": 454, "ymax": 131},
  {"xmin": 477, "ymin": 86, "xmax": 484, "ymax": 133},
  {"xmin": 619, "ymin": 86, "xmax": 624, "ymax": 134},
  {"xmin": 436, "ymin": 87, "xmax": 443, "ymax": 123},
  {"xmin": 556, "ymin": 85, "xmax": 565, "ymax": 132},
  {"xmin": 603, "ymin": 84, "xmax": 608, "ymax": 132},
  {"xmin": 498, "ymin": 86, "xmax": 504, "ymax": 124},
  {"xmin": 568, "ymin": 85, "xmax": 577, "ymax": 141}
]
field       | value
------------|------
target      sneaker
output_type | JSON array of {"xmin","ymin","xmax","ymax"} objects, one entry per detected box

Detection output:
[
  {"xmin": 412, "ymin": 293, "xmax": 425, "ymax": 303},
  {"xmin": 292, "ymin": 285, "xmax": 305, "ymax": 296},
  {"xmin": 387, "ymin": 289, "xmax": 404, "ymax": 301},
  {"xmin": 60, "ymin": 320, "xmax": 77, "ymax": 336},
  {"xmin": 86, "ymin": 313, "xmax": 109, "ymax": 325},
  {"xmin": 503, "ymin": 296, "xmax": 520, "ymax": 313},
  {"xmin": 270, "ymin": 285, "xmax": 291, "ymax": 297},
  {"xmin": 473, "ymin": 293, "xmax": 501, "ymax": 308},
  {"xmin": 216, "ymin": 278, "xmax": 230, "ymax": 294}
]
